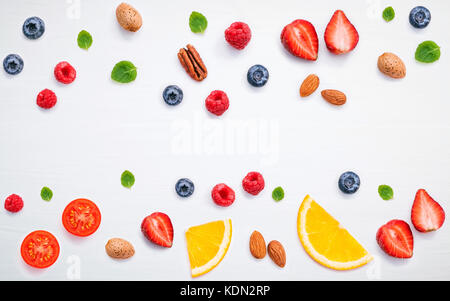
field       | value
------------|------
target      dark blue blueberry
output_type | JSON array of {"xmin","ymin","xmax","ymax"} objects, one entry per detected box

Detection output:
[
  {"xmin": 3, "ymin": 54, "xmax": 24, "ymax": 75},
  {"xmin": 163, "ymin": 85, "xmax": 183, "ymax": 105},
  {"xmin": 338, "ymin": 171, "xmax": 360, "ymax": 194},
  {"xmin": 247, "ymin": 64, "xmax": 269, "ymax": 87},
  {"xmin": 409, "ymin": 6, "xmax": 431, "ymax": 29},
  {"xmin": 23, "ymin": 16, "xmax": 45, "ymax": 39},
  {"xmin": 175, "ymin": 178, "xmax": 194, "ymax": 197}
]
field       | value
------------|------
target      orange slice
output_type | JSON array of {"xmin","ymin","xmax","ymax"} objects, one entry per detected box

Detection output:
[
  {"xmin": 297, "ymin": 195, "xmax": 372, "ymax": 270},
  {"xmin": 185, "ymin": 219, "xmax": 232, "ymax": 277}
]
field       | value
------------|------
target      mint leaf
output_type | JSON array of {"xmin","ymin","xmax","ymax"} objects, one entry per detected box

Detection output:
[
  {"xmin": 77, "ymin": 30, "xmax": 93, "ymax": 50},
  {"xmin": 382, "ymin": 7, "xmax": 395, "ymax": 22},
  {"xmin": 189, "ymin": 11, "xmax": 207, "ymax": 33},
  {"xmin": 40, "ymin": 186, "xmax": 53, "ymax": 201},
  {"xmin": 111, "ymin": 61, "xmax": 137, "ymax": 83},
  {"xmin": 272, "ymin": 187, "xmax": 284, "ymax": 202},
  {"xmin": 121, "ymin": 170, "xmax": 135, "ymax": 188},
  {"xmin": 415, "ymin": 41, "xmax": 441, "ymax": 63},
  {"xmin": 378, "ymin": 185, "xmax": 393, "ymax": 201}
]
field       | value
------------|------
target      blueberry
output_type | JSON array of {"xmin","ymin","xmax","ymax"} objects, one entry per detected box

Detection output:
[
  {"xmin": 175, "ymin": 178, "xmax": 194, "ymax": 197},
  {"xmin": 3, "ymin": 54, "xmax": 24, "ymax": 75},
  {"xmin": 23, "ymin": 16, "xmax": 45, "ymax": 39},
  {"xmin": 163, "ymin": 85, "xmax": 183, "ymax": 105},
  {"xmin": 247, "ymin": 64, "xmax": 269, "ymax": 87},
  {"xmin": 338, "ymin": 171, "xmax": 360, "ymax": 194},
  {"xmin": 409, "ymin": 6, "xmax": 431, "ymax": 29}
]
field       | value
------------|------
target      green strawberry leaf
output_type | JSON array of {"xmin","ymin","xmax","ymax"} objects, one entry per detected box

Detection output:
[
  {"xmin": 415, "ymin": 41, "xmax": 441, "ymax": 63},
  {"xmin": 382, "ymin": 7, "xmax": 395, "ymax": 22},
  {"xmin": 121, "ymin": 170, "xmax": 135, "ymax": 188},
  {"xmin": 111, "ymin": 61, "xmax": 137, "ymax": 83},
  {"xmin": 40, "ymin": 186, "xmax": 53, "ymax": 201},
  {"xmin": 77, "ymin": 30, "xmax": 93, "ymax": 50},
  {"xmin": 378, "ymin": 185, "xmax": 394, "ymax": 201},
  {"xmin": 272, "ymin": 187, "xmax": 284, "ymax": 202},
  {"xmin": 189, "ymin": 11, "xmax": 208, "ymax": 33}
]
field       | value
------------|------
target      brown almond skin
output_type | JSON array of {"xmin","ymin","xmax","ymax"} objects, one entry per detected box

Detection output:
[
  {"xmin": 377, "ymin": 52, "xmax": 406, "ymax": 79},
  {"xmin": 116, "ymin": 3, "xmax": 142, "ymax": 32},
  {"xmin": 321, "ymin": 89, "xmax": 347, "ymax": 105},
  {"xmin": 300, "ymin": 74, "xmax": 320, "ymax": 97},
  {"xmin": 105, "ymin": 238, "xmax": 135, "ymax": 259},
  {"xmin": 268, "ymin": 240, "xmax": 286, "ymax": 268},
  {"xmin": 249, "ymin": 231, "xmax": 266, "ymax": 259}
]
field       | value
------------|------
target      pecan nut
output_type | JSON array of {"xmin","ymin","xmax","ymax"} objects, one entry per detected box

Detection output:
[{"xmin": 178, "ymin": 44, "xmax": 207, "ymax": 81}]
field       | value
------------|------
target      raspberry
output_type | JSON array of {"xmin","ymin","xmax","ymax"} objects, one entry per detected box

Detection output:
[
  {"xmin": 36, "ymin": 89, "xmax": 57, "ymax": 109},
  {"xmin": 211, "ymin": 183, "xmax": 235, "ymax": 207},
  {"xmin": 4, "ymin": 194, "xmax": 24, "ymax": 213},
  {"xmin": 205, "ymin": 90, "xmax": 229, "ymax": 116},
  {"xmin": 225, "ymin": 22, "xmax": 252, "ymax": 50},
  {"xmin": 54, "ymin": 61, "xmax": 76, "ymax": 84},
  {"xmin": 242, "ymin": 172, "xmax": 265, "ymax": 195}
]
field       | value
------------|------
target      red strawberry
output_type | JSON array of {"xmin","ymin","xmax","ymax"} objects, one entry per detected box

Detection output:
[
  {"xmin": 411, "ymin": 189, "xmax": 445, "ymax": 232},
  {"xmin": 324, "ymin": 10, "xmax": 359, "ymax": 55},
  {"xmin": 280, "ymin": 19, "xmax": 318, "ymax": 61},
  {"xmin": 141, "ymin": 212, "xmax": 173, "ymax": 248},
  {"xmin": 376, "ymin": 220, "xmax": 413, "ymax": 258}
]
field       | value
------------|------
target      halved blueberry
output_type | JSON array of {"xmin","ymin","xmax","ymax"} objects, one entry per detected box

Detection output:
[
  {"xmin": 3, "ymin": 54, "xmax": 24, "ymax": 75},
  {"xmin": 247, "ymin": 64, "xmax": 269, "ymax": 87},
  {"xmin": 23, "ymin": 16, "xmax": 45, "ymax": 39},
  {"xmin": 409, "ymin": 6, "xmax": 431, "ymax": 29},
  {"xmin": 163, "ymin": 85, "xmax": 183, "ymax": 105},
  {"xmin": 175, "ymin": 178, "xmax": 194, "ymax": 197},
  {"xmin": 338, "ymin": 171, "xmax": 360, "ymax": 194}
]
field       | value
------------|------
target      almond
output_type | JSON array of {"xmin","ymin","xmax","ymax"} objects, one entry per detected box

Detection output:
[
  {"xmin": 377, "ymin": 52, "xmax": 406, "ymax": 79},
  {"xmin": 321, "ymin": 89, "xmax": 346, "ymax": 105},
  {"xmin": 300, "ymin": 74, "xmax": 320, "ymax": 97},
  {"xmin": 116, "ymin": 3, "xmax": 142, "ymax": 32},
  {"xmin": 268, "ymin": 240, "xmax": 286, "ymax": 268},
  {"xmin": 249, "ymin": 230, "xmax": 266, "ymax": 259},
  {"xmin": 105, "ymin": 238, "xmax": 135, "ymax": 259}
]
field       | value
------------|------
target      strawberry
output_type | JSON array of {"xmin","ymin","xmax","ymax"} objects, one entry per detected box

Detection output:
[
  {"xmin": 376, "ymin": 220, "xmax": 413, "ymax": 258},
  {"xmin": 141, "ymin": 212, "xmax": 174, "ymax": 248},
  {"xmin": 324, "ymin": 10, "xmax": 359, "ymax": 55},
  {"xmin": 280, "ymin": 19, "xmax": 318, "ymax": 61},
  {"xmin": 411, "ymin": 189, "xmax": 445, "ymax": 232}
]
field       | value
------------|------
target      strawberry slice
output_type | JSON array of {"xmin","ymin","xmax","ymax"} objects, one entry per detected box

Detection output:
[
  {"xmin": 411, "ymin": 189, "xmax": 445, "ymax": 232},
  {"xmin": 324, "ymin": 10, "xmax": 359, "ymax": 54},
  {"xmin": 376, "ymin": 220, "xmax": 413, "ymax": 258},
  {"xmin": 281, "ymin": 19, "xmax": 318, "ymax": 61},
  {"xmin": 141, "ymin": 212, "xmax": 174, "ymax": 248}
]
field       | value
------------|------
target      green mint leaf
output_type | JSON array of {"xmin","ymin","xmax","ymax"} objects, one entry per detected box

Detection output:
[
  {"xmin": 189, "ymin": 11, "xmax": 208, "ymax": 33},
  {"xmin": 382, "ymin": 7, "xmax": 395, "ymax": 22},
  {"xmin": 77, "ymin": 30, "xmax": 93, "ymax": 50},
  {"xmin": 272, "ymin": 187, "xmax": 284, "ymax": 202},
  {"xmin": 121, "ymin": 170, "xmax": 135, "ymax": 188},
  {"xmin": 378, "ymin": 185, "xmax": 394, "ymax": 201},
  {"xmin": 111, "ymin": 61, "xmax": 137, "ymax": 83},
  {"xmin": 40, "ymin": 186, "xmax": 53, "ymax": 201},
  {"xmin": 415, "ymin": 41, "xmax": 441, "ymax": 63}
]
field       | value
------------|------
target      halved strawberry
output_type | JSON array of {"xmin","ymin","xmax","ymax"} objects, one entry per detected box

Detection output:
[
  {"xmin": 376, "ymin": 219, "xmax": 413, "ymax": 258},
  {"xmin": 411, "ymin": 189, "xmax": 445, "ymax": 232},
  {"xmin": 324, "ymin": 10, "xmax": 359, "ymax": 54},
  {"xmin": 280, "ymin": 19, "xmax": 318, "ymax": 61},
  {"xmin": 141, "ymin": 212, "xmax": 174, "ymax": 248}
]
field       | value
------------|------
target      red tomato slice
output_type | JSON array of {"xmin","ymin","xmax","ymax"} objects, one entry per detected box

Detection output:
[
  {"xmin": 62, "ymin": 198, "xmax": 101, "ymax": 237},
  {"xmin": 20, "ymin": 230, "xmax": 60, "ymax": 268}
]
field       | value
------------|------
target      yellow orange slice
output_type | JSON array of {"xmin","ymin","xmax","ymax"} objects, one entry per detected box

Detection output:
[
  {"xmin": 297, "ymin": 195, "xmax": 372, "ymax": 270},
  {"xmin": 185, "ymin": 219, "xmax": 232, "ymax": 277}
]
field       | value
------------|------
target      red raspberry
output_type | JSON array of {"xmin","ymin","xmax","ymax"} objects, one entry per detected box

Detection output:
[
  {"xmin": 242, "ymin": 172, "xmax": 265, "ymax": 195},
  {"xmin": 205, "ymin": 90, "xmax": 229, "ymax": 116},
  {"xmin": 54, "ymin": 61, "xmax": 76, "ymax": 84},
  {"xmin": 225, "ymin": 22, "xmax": 252, "ymax": 50},
  {"xmin": 4, "ymin": 194, "xmax": 24, "ymax": 213},
  {"xmin": 211, "ymin": 183, "xmax": 235, "ymax": 207},
  {"xmin": 36, "ymin": 89, "xmax": 57, "ymax": 109}
]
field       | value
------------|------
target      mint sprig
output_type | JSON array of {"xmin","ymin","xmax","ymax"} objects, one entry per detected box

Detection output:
[
  {"xmin": 189, "ymin": 11, "xmax": 208, "ymax": 33},
  {"xmin": 382, "ymin": 7, "xmax": 395, "ymax": 22},
  {"xmin": 121, "ymin": 170, "xmax": 135, "ymax": 188},
  {"xmin": 415, "ymin": 41, "xmax": 441, "ymax": 63},
  {"xmin": 378, "ymin": 185, "xmax": 394, "ymax": 201},
  {"xmin": 272, "ymin": 187, "xmax": 284, "ymax": 202},
  {"xmin": 111, "ymin": 61, "xmax": 137, "ymax": 83},
  {"xmin": 40, "ymin": 186, "xmax": 53, "ymax": 201},
  {"xmin": 77, "ymin": 30, "xmax": 93, "ymax": 50}
]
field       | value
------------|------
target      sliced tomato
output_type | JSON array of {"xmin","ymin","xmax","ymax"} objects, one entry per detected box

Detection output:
[
  {"xmin": 62, "ymin": 198, "xmax": 101, "ymax": 237},
  {"xmin": 20, "ymin": 230, "xmax": 60, "ymax": 268}
]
